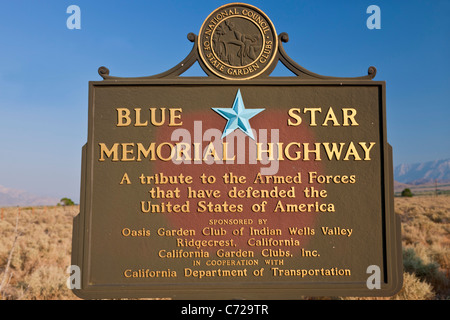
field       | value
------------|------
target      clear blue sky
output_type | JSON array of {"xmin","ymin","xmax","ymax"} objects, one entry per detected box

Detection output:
[{"xmin": 0, "ymin": 0, "xmax": 449, "ymax": 202}]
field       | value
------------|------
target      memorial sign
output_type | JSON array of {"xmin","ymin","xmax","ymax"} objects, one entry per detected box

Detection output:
[{"xmin": 71, "ymin": 3, "xmax": 402, "ymax": 299}]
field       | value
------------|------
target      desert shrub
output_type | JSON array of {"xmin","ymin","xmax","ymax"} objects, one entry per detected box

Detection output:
[
  {"xmin": 403, "ymin": 247, "xmax": 449, "ymax": 297},
  {"xmin": 429, "ymin": 244, "xmax": 449, "ymax": 271},
  {"xmin": 393, "ymin": 272, "xmax": 435, "ymax": 300},
  {"xmin": 401, "ymin": 188, "xmax": 413, "ymax": 197},
  {"xmin": 58, "ymin": 198, "xmax": 75, "ymax": 206},
  {"xmin": 22, "ymin": 265, "xmax": 69, "ymax": 300},
  {"xmin": 403, "ymin": 247, "xmax": 440, "ymax": 278}
]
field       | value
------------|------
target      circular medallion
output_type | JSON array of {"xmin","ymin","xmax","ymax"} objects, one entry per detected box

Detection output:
[{"xmin": 198, "ymin": 3, "xmax": 278, "ymax": 80}]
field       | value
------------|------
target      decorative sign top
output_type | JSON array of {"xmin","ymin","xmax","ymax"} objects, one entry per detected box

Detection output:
[
  {"xmin": 97, "ymin": 2, "xmax": 377, "ymax": 81},
  {"xmin": 198, "ymin": 3, "xmax": 278, "ymax": 80}
]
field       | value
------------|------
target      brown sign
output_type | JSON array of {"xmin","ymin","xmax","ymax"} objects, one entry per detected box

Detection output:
[{"xmin": 71, "ymin": 3, "xmax": 402, "ymax": 299}]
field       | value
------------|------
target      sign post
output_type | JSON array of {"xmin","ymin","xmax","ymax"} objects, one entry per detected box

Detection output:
[{"xmin": 72, "ymin": 3, "xmax": 402, "ymax": 299}]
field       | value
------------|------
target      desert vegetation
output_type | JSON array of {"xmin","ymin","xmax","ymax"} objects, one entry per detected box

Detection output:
[
  {"xmin": 0, "ymin": 206, "xmax": 76, "ymax": 299},
  {"xmin": 395, "ymin": 195, "xmax": 449, "ymax": 299},
  {"xmin": 0, "ymin": 195, "xmax": 449, "ymax": 300}
]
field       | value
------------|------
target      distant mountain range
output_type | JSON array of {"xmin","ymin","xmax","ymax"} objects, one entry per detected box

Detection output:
[
  {"xmin": 0, "ymin": 185, "xmax": 60, "ymax": 207},
  {"xmin": 394, "ymin": 158, "xmax": 450, "ymax": 185}
]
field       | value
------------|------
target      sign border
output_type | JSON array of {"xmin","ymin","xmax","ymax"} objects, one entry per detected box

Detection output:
[{"xmin": 71, "ymin": 78, "xmax": 403, "ymax": 299}]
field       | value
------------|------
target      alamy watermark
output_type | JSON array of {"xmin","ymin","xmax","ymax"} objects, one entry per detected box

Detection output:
[
  {"xmin": 366, "ymin": 265, "xmax": 381, "ymax": 289},
  {"xmin": 66, "ymin": 265, "xmax": 81, "ymax": 289},
  {"xmin": 170, "ymin": 121, "xmax": 281, "ymax": 175},
  {"xmin": 367, "ymin": 5, "xmax": 381, "ymax": 30},
  {"xmin": 67, "ymin": 5, "xmax": 81, "ymax": 30}
]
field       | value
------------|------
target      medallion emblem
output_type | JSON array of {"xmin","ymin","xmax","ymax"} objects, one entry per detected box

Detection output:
[{"xmin": 198, "ymin": 3, "xmax": 278, "ymax": 80}]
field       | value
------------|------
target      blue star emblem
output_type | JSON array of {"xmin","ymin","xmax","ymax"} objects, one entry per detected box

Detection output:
[{"xmin": 212, "ymin": 89, "xmax": 264, "ymax": 140}]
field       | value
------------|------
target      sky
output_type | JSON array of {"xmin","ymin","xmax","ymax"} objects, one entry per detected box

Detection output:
[{"xmin": 0, "ymin": 0, "xmax": 449, "ymax": 203}]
